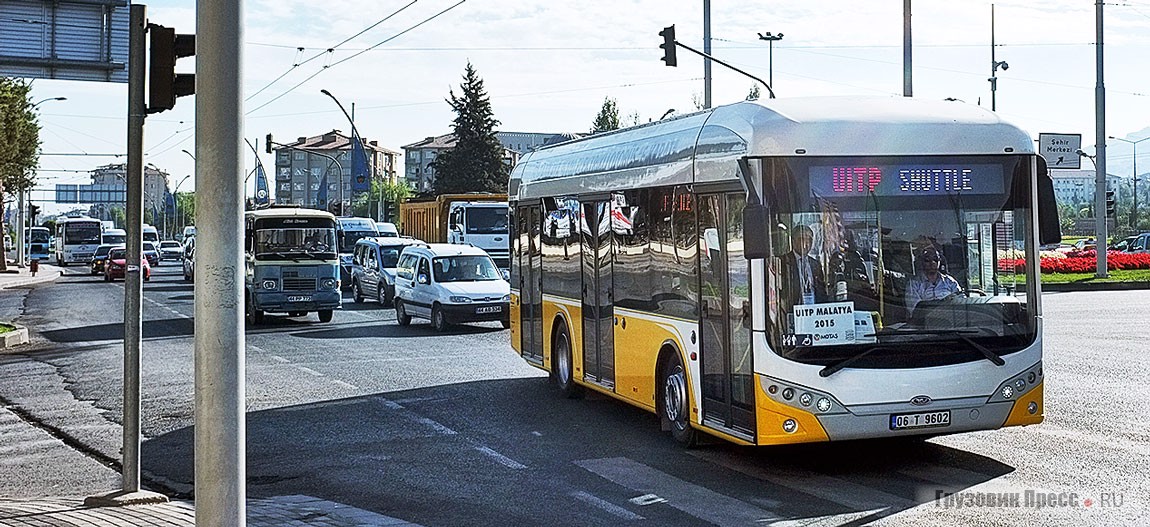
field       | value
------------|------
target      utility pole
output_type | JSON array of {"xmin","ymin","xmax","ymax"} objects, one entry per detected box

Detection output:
[
  {"xmin": 757, "ymin": 32, "xmax": 783, "ymax": 94},
  {"xmin": 703, "ymin": 0, "xmax": 712, "ymax": 109},
  {"xmin": 989, "ymin": 4, "xmax": 1009, "ymax": 111},
  {"xmin": 903, "ymin": 0, "xmax": 913, "ymax": 97},
  {"xmin": 1094, "ymin": 0, "xmax": 1108, "ymax": 277}
]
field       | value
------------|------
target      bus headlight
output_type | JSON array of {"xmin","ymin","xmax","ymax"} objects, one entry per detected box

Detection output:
[
  {"xmin": 321, "ymin": 278, "xmax": 338, "ymax": 290},
  {"xmin": 816, "ymin": 397, "xmax": 832, "ymax": 413},
  {"xmin": 449, "ymin": 295, "xmax": 472, "ymax": 303},
  {"xmin": 261, "ymin": 279, "xmax": 277, "ymax": 290},
  {"xmin": 1001, "ymin": 386, "xmax": 1014, "ymax": 399}
]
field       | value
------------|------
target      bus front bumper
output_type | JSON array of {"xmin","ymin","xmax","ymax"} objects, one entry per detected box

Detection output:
[{"xmin": 253, "ymin": 291, "xmax": 341, "ymax": 313}]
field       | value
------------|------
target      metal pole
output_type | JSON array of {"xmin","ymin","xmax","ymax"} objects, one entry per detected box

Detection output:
[
  {"xmin": 16, "ymin": 191, "xmax": 25, "ymax": 267},
  {"xmin": 1095, "ymin": 0, "xmax": 1108, "ymax": 277},
  {"xmin": 703, "ymin": 0, "xmax": 711, "ymax": 109},
  {"xmin": 1136, "ymin": 143, "xmax": 1140, "ymax": 230},
  {"xmin": 903, "ymin": 0, "xmax": 912, "ymax": 97},
  {"xmin": 991, "ymin": 4, "xmax": 997, "ymax": 111},
  {"xmin": 196, "ymin": 0, "xmax": 246, "ymax": 523}
]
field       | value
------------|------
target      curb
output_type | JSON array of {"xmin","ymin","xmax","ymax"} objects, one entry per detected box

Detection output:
[
  {"xmin": 1043, "ymin": 281, "xmax": 1150, "ymax": 292},
  {"xmin": 0, "ymin": 324, "xmax": 29, "ymax": 348},
  {"xmin": 0, "ymin": 268, "xmax": 62, "ymax": 290}
]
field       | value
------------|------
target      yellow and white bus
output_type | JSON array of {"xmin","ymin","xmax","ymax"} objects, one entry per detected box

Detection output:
[{"xmin": 508, "ymin": 97, "xmax": 1060, "ymax": 446}]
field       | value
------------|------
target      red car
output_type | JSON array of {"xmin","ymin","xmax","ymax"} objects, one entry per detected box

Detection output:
[{"xmin": 104, "ymin": 248, "xmax": 152, "ymax": 282}]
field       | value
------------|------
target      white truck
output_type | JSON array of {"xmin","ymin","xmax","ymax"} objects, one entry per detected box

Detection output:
[{"xmin": 399, "ymin": 194, "xmax": 509, "ymax": 270}]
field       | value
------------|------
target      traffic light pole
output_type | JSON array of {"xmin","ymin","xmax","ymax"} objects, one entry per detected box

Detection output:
[
  {"xmin": 664, "ymin": 36, "xmax": 776, "ymax": 99},
  {"xmin": 16, "ymin": 191, "xmax": 25, "ymax": 268}
]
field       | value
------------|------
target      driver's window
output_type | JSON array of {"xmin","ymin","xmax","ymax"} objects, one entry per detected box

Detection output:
[
  {"xmin": 367, "ymin": 250, "xmax": 377, "ymax": 271},
  {"xmin": 417, "ymin": 258, "xmax": 430, "ymax": 283}
]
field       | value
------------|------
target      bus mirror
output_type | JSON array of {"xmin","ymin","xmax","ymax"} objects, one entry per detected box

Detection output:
[
  {"xmin": 418, "ymin": 273, "xmax": 429, "ymax": 285},
  {"xmin": 1036, "ymin": 157, "xmax": 1061, "ymax": 245},
  {"xmin": 742, "ymin": 204, "xmax": 770, "ymax": 259}
]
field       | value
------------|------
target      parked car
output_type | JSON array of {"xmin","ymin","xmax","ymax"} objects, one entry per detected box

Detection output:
[
  {"xmin": 393, "ymin": 243, "xmax": 510, "ymax": 331},
  {"xmin": 90, "ymin": 243, "xmax": 124, "ymax": 275},
  {"xmin": 350, "ymin": 237, "xmax": 420, "ymax": 306},
  {"xmin": 1123, "ymin": 232, "xmax": 1150, "ymax": 254},
  {"xmin": 142, "ymin": 241, "xmax": 161, "ymax": 267},
  {"xmin": 159, "ymin": 240, "xmax": 184, "ymax": 261},
  {"xmin": 105, "ymin": 247, "xmax": 151, "ymax": 282},
  {"xmin": 182, "ymin": 235, "xmax": 195, "ymax": 281},
  {"xmin": 1073, "ymin": 238, "xmax": 1096, "ymax": 251}
]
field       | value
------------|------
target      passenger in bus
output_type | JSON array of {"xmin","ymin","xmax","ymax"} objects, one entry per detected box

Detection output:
[
  {"xmin": 905, "ymin": 246, "xmax": 962, "ymax": 316},
  {"xmin": 781, "ymin": 224, "xmax": 827, "ymax": 308}
]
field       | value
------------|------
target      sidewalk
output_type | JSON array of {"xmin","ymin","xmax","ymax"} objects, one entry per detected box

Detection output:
[{"xmin": 0, "ymin": 261, "xmax": 63, "ymax": 291}]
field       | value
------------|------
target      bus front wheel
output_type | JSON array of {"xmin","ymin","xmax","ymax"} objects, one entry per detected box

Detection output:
[
  {"xmin": 245, "ymin": 294, "xmax": 264, "ymax": 326},
  {"xmin": 318, "ymin": 310, "xmax": 334, "ymax": 323},
  {"xmin": 661, "ymin": 352, "xmax": 698, "ymax": 447},
  {"xmin": 553, "ymin": 324, "xmax": 583, "ymax": 399}
]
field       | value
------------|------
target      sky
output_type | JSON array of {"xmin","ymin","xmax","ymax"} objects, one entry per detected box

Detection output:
[{"xmin": 20, "ymin": 0, "xmax": 1150, "ymax": 214}]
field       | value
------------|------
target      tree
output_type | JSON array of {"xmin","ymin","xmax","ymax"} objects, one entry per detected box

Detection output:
[
  {"xmin": 432, "ymin": 62, "xmax": 507, "ymax": 194},
  {"xmin": 590, "ymin": 97, "xmax": 620, "ymax": 133},
  {"xmin": 0, "ymin": 78, "xmax": 41, "ymax": 270},
  {"xmin": 351, "ymin": 178, "xmax": 412, "ymax": 221},
  {"xmin": 747, "ymin": 83, "xmax": 761, "ymax": 101}
]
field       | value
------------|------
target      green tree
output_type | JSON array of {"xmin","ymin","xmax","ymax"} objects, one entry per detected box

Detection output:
[
  {"xmin": 590, "ymin": 97, "xmax": 620, "ymax": 133},
  {"xmin": 432, "ymin": 62, "xmax": 507, "ymax": 194},
  {"xmin": 747, "ymin": 83, "xmax": 761, "ymax": 101},
  {"xmin": 0, "ymin": 78, "xmax": 41, "ymax": 270},
  {"xmin": 351, "ymin": 179, "xmax": 412, "ymax": 221}
]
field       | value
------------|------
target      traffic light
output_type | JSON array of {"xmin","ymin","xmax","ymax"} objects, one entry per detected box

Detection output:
[
  {"xmin": 266, "ymin": 133, "xmax": 273, "ymax": 154},
  {"xmin": 28, "ymin": 204, "xmax": 39, "ymax": 225},
  {"xmin": 148, "ymin": 24, "xmax": 196, "ymax": 114},
  {"xmin": 1106, "ymin": 190, "xmax": 1116, "ymax": 216},
  {"xmin": 659, "ymin": 25, "xmax": 677, "ymax": 67}
]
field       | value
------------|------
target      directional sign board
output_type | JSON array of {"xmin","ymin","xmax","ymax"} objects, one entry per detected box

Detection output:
[
  {"xmin": 0, "ymin": 0, "xmax": 129, "ymax": 83},
  {"xmin": 1038, "ymin": 133, "xmax": 1083, "ymax": 170}
]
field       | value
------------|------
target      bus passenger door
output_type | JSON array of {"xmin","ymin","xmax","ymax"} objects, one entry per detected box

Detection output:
[
  {"xmin": 697, "ymin": 193, "xmax": 756, "ymax": 439},
  {"xmin": 519, "ymin": 205, "xmax": 544, "ymax": 364},
  {"xmin": 581, "ymin": 200, "xmax": 615, "ymax": 388}
]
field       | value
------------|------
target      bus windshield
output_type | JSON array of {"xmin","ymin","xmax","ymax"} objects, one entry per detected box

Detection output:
[
  {"xmin": 253, "ymin": 227, "xmax": 337, "ymax": 260},
  {"xmin": 64, "ymin": 223, "xmax": 102, "ymax": 244},
  {"xmin": 760, "ymin": 155, "xmax": 1037, "ymax": 369},
  {"xmin": 28, "ymin": 229, "xmax": 50, "ymax": 243}
]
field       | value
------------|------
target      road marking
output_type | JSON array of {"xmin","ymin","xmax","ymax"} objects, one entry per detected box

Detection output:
[
  {"xmin": 629, "ymin": 494, "xmax": 667, "ymax": 506},
  {"xmin": 332, "ymin": 380, "xmax": 359, "ymax": 390},
  {"xmin": 376, "ymin": 398, "xmax": 458, "ymax": 436},
  {"xmin": 767, "ymin": 509, "xmax": 887, "ymax": 527},
  {"xmin": 297, "ymin": 366, "xmax": 324, "ymax": 377},
  {"xmin": 576, "ymin": 457, "xmax": 779, "ymax": 526},
  {"xmin": 570, "ymin": 491, "xmax": 644, "ymax": 521},
  {"xmin": 472, "ymin": 445, "xmax": 527, "ymax": 469},
  {"xmin": 269, "ymin": 355, "xmax": 290, "ymax": 363},
  {"xmin": 688, "ymin": 450, "xmax": 914, "ymax": 513}
]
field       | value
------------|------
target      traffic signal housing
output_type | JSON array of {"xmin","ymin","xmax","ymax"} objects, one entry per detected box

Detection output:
[
  {"xmin": 266, "ymin": 133, "xmax": 274, "ymax": 154},
  {"xmin": 148, "ymin": 24, "xmax": 196, "ymax": 114},
  {"xmin": 1106, "ymin": 190, "xmax": 1116, "ymax": 216},
  {"xmin": 28, "ymin": 204, "xmax": 40, "ymax": 225},
  {"xmin": 659, "ymin": 25, "xmax": 677, "ymax": 67}
]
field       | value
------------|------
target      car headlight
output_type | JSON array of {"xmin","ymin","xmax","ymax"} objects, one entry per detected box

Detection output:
[
  {"xmin": 321, "ymin": 278, "xmax": 338, "ymax": 290},
  {"xmin": 449, "ymin": 295, "xmax": 472, "ymax": 303},
  {"xmin": 261, "ymin": 279, "xmax": 277, "ymax": 290},
  {"xmin": 502, "ymin": 294, "xmax": 510, "ymax": 302}
]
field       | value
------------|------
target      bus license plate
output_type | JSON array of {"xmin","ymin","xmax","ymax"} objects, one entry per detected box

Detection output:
[
  {"xmin": 476, "ymin": 306, "xmax": 501, "ymax": 314},
  {"xmin": 287, "ymin": 295, "xmax": 311, "ymax": 302},
  {"xmin": 890, "ymin": 410, "xmax": 951, "ymax": 430}
]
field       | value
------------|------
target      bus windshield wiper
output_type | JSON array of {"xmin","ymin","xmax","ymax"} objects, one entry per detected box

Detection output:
[
  {"xmin": 819, "ymin": 345, "xmax": 899, "ymax": 377},
  {"xmin": 873, "ymin": 328, "xmax": 1006, "ymax": 367}
]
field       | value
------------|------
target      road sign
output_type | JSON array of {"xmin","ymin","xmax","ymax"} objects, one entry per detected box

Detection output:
[{"xmin": 1038, "ymin": 133, "xmax": 1082, "ymax": 170}]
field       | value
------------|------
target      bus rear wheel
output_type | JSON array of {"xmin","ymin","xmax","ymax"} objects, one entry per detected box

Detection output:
[
  {"xmin": 553, "ymin": 324, "xmax": 583, "ymax": 399},
  {"xmin": 661, "ymin": 353, "xmax": 698, "ymax": 447}
]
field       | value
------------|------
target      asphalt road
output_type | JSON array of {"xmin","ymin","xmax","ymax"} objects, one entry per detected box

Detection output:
[{"xmin": 0, "ymin": 263, "xmax": 1145, "ymax": 526}]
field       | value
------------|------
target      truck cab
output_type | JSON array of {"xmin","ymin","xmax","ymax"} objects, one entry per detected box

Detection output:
[{"xmin": 447, "ymin": 202, "xmax": 510, "ymax": 270}]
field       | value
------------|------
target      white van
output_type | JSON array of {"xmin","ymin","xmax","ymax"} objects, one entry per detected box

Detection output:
[{"xmin": 393, "ymin": 243, "xmax": 510, "ymax": 331}]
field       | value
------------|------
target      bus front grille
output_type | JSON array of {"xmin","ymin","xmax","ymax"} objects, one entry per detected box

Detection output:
[{"xmin": 282, "ymin": 278, "xmax": 317, "ymax": 291}]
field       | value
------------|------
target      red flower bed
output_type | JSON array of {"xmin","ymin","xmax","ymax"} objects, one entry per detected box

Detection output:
[{"xmin": 999, "ymin": 252, "xmax": 1150, "ymax": 273}]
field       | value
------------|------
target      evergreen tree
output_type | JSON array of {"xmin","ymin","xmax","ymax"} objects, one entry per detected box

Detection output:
[
  {"xmin": 746, "ymin": 83, "xmax": 761, "ymax": 101},
  {"xmin": 590, "ymin": 97, "xmax": 620, "ymax": 133},
  {"xmin": 433, "ymin": 62, "xmax": 507, "ymax": 194},
  {"xmin": 0, "ymin": 78, "xmax": 41, "ymax": 271}
]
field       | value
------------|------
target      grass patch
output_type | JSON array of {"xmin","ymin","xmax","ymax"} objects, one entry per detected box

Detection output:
[
  {"xmin": 1041, "ymin": 268, "xmax": 1150, "ymax": 284},
  {"xmin": 0, "ymin": 323, "xmax": 13, "ymax": 334}
]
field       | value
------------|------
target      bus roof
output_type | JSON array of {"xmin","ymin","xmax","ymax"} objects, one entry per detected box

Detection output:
[
  {"xmin": 246, "ymin": 208, "xmax": 338, "ymax": 221},
  {"xmin": 511, "ymin": 97, "xmax": 1035, "ymax": 200}
]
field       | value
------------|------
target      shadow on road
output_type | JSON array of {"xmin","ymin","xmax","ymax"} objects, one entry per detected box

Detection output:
[
  {"xmin": 142, "ymin": 378, "xmax": 1013, "ymax": 527},
  {"xmin": 39, "ymin": 317, "xmax": 193, "ymax": 343},
  {"xmin": 286, "ymin": 322, "xmax": 504, "ymax": 339}
]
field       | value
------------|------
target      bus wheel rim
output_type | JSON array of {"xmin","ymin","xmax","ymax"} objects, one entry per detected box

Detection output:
[
  {"xmin": 664, "ymin": 365, "xmax": 687, "ymax": 424},
  {"xmin": 557, "ymin": 334, "xmax": 571, "ymax": 384}
]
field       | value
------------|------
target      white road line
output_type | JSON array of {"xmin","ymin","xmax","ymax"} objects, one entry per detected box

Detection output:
[
  {"xmin": 688, "ymin": 450, "xmax": 914, "ymax": 512},
  {"xmin": 269, "ymin": 355, "xmax": 290, "ymax": 363},
  {"xmin": 332, "ymin": 380, "xmax": 359, "ymax": 390},
  {"xmin": 767, "ymin": 509, "xmax": 888, "ymax": 527},
  {"xmin": 576, "ymin": 457, "xmax": 779, "ymax": 526},
  {"xmin": 570, "ymin": 491, "xmax": 644, "ymax": 521},
  {"xmin": 296, "ymin": 366, "xmax": 324, "ymax": 377},
  {"xmin": 472, "ymin": 445, "xmax": 527, "ymax": 470},
  {"xmin": 375, "ymin": 398, "xmax": 458, "ymax": 436}
]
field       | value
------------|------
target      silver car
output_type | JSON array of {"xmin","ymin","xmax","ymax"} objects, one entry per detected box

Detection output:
[{"xmin": 350, "ymin": 237, "xmax": 418, "ymax": 306}]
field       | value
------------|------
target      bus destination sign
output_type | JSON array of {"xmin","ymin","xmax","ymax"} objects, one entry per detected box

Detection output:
[{"xmin": 810, "ymin": 164, "xmax": 1005, "ymax": 198}]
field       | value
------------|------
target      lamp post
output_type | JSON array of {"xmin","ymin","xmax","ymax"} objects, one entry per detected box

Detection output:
[
  {"xmin": 757, "ymin": 32, "xmax": 784, "ymax": 93},
  {"xmin": 31, "ymin": 96, "xmax": 67, "ymax": 109},
  {"xmin": 1109, "ymin": 136, "xmax": 1148, "ymax": 231},
  {"xmin": 320, "ymin": 89, "xmax": 357, "ymax": 217},
  {"xmin": 989, "ymin": 4, "xmax": 1009, "ymax": 111},
  {"xmin": 172, "ymin": 175, "xmax": 190, "ymax": 239}
]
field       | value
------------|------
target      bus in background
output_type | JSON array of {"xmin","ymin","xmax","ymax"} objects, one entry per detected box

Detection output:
[
  {"xmin": 336, "ymin": 217, "xmax": 378, "ymax": 289},
  {"xmin": 55, "ymin": 216, "xmax": 104, "ymax": 266},
  {"xmin": 245, "ymin": 207, "xmax": 341, "ymax": 324},
  {"xmin": 508, "ymin": 97, "xmax": 1060, "ymax": 447},
  {"xmin": 101, "ymin": 228, "xmax": 127, "ymax": 246},
  {"xmin": 25, "ymin": 227, "xmax": 51, "ymax": 261},
  {"xmin": 142, "ymin": 224, "xmax": 159, "ymax": 244}
]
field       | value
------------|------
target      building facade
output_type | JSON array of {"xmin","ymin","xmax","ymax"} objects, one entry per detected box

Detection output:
[
  {"xmin": 1051, "ymin": 169, "xmax": 1120, "ymax": 206},
  {"xmin": 84, "ymin": 163, "xmax": 172, "ymax": 224},
  {"xmin": 272, "ymin": 130, "xmax": 400, "ymax": 212},
  {"xmin": 401, "ymin": 131, "xmax": 577, "ymax": 193}
]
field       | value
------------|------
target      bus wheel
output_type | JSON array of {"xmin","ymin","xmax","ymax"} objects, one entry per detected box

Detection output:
[
  {"xmin": 353, "ymin": 282, "xmax": 364, "ymax": 303},
  {"xmin": 553, "ymin": 324, "xmax": 583, "ymax": 398},
  {"xmin": 662, "ymin": 353, "xmax": 698, "ymax": 447},
  {"xmin": 245, "ymin": 294, "xmax": 263, "ymax": 326},
  {"xmin": 318, "ymin": 310, "xmax": 334, "ymax": 323},
  {"xmin": 431, "ymin": 306, "xmax": 449, "ymax": 332},
  {"xmin": 395, "ymin": 300, "xmax": 411, "ymax": 326}
]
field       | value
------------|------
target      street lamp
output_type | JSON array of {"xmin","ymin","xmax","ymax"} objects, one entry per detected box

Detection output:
[
  {"xmin": 1109, "ymin": 136, "xmax": 1148, "ymax": 231},
  {"xmin": 31, "ymin": 96, "xmax": 67, "ymax": 109},
  {"xmin": 757, "ymin": 32, "xmax": 784, "ymax": 92},
  {"xmin": 320, "ymin": 89, "xmax": 357, "ymax": 217},
  {"xmin": 989, "ymin": 4, "xmax": 1008, "ymax": 111}
]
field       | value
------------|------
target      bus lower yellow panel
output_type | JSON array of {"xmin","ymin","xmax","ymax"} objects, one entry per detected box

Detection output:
[
  {"xmin": 1003, "ymin": 381, "xmax": 1044, "ymax": 427},
  {"xmin": 613, "ymin": 314, "xmax": 680, "ymax": 411},
  {"xmin": 754, "ymin": 374, "xmax": 830, "ymax": 445},
  {"xmin": 510, "ymin": 292, "xmax": 521, "ymax": 355},
  {"xmin": 542, "ymin": 298, "xmax": 582, "ymax": 377}
]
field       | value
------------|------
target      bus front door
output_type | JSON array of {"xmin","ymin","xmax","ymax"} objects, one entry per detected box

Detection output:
[
  {"xmin": 519, "ymin": 205, "xmax": 544, "ymax": 364},
  {"xmin": 697, "ymin": 193, "xmax": 756, "ymax": 439},
  {"xmin": 581, "ymin": 200, "xmax": 615, "ymax": 389}
]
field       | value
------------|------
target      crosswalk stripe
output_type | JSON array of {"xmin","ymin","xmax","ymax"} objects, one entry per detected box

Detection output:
[
  {"xmin": 576, "ymin": 457, "xmax": 780, "ymax": 526},
  {"xmin": 570, "ymin": 491, "xmax": 644, "ymax": 521}
]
